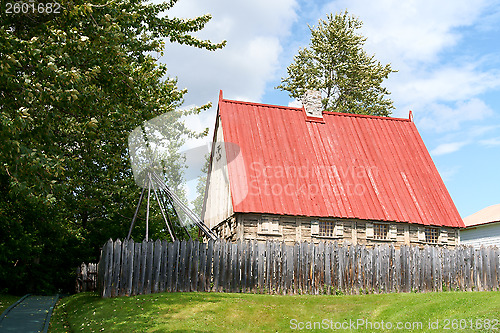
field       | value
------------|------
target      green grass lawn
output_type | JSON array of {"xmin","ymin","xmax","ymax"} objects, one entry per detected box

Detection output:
[
  {"xmin": 0, "ymin": 294, "xmax": 21, "ymax": 314},
  {"xmin": 49, "ymin": 291, "xmax": 500, "ymax": 333}
]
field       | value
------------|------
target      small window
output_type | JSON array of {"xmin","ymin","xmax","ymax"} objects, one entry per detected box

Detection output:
[
  {"xmin": 319, "ymin": 221, "xmax": 335, "ymax": 237},
  {"xmin": 259, "ymin": 215, "xmax": 279, "ymax": 234},
  {"xmin": 373, "ymin": 223, "xmax": 388, "ymax": 240},
  {"xmin": 425, "ymin": 227, "xmax": 438, "ymax": 243}
]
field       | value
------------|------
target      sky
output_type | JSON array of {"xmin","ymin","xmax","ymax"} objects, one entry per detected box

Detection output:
[{"xmin": 158, "ymin": 0, "xmax": 500, "ymax": 218}]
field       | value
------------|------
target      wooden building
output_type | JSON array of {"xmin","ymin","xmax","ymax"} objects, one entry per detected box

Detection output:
[
  {"xmin": 201, "ymin": 91, "xmax": 464, "ymax": 247},
  {"xmin": 460, "ymin": 204, "xmax": 500, "ymax": 248}
]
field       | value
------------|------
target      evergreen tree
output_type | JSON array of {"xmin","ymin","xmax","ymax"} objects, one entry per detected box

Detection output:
[{"xmin": 277, "ymin": 11, "xmax": 395, "ymax": 116}]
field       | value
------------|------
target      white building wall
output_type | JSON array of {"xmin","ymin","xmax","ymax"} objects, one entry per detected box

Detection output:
[
  {"xmin": 460, "ymin": 222, "xmax": 500, "ymax": 248},
  {"xmin": 202, "ymin": 116, "xmax": 233, "ymax": 229}
]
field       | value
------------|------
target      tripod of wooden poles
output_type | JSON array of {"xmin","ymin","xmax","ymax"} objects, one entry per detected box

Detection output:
[{"xmin": 126, "ymin": 168, "xmax": 217, "ymax": 242}]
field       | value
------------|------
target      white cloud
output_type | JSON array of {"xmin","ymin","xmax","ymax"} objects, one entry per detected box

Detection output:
[
  {"xmin": 318, "ymin": 0, "xmax": 500, "ymax": 130},
  {"xmin": 431, "ymin": 141, "xmax": 469, "ymax": 156},
  {"xmin": 480, "ymin": 137, "xmax": 500, "ymax": 146},
  {"xmin": 468, "ymin": 125, "xmax": 500, "ymax": 137},
  {"xmin": 288, "ymin": 99, "xmax": 302, "ymax": 108},
  {"xmin": 394, "ymin": 65, "xmax": 500, "ymax": 107},
  {"xmin": 418, "ymin": 98, "xmax": 494, "ymax": 132},
  {"xmin": 439, "ymin": 165, "xmax": 461, "ymax": 181},
  {"xmin": 162, "ymin": 0, "xmax": 298, "ymax": 106},
  {"xmin": 425, "ymin": 124, "xmax": 498, "ymax": 158},
  {"xmin": 323, "ymin": 0, "xmax": 490, "ymax": 65}
]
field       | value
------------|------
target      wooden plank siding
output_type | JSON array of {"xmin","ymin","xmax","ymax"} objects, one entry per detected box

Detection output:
[
  {"xmin": 211, "ymin": 213, "xmax": 459, "ymax": 248},
  {"xmin": 98, "ymin": 239, "xmax": 499, "ymax": 298},
  {"xmin": 461, "ymin": 222, "xmax": 500, "ymax": 248}
]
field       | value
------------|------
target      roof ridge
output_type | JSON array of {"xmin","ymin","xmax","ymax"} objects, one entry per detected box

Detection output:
[
  {"xmin": 220, "ymin": 98, "xmax": 410, "ymax": 122},
  {"xmin": 221, "ymin": 98, "xmax": 302, "ymax": 111},
  {"xmin": 323, "ymin": 110, "xmax": 411, "ymax": 122}
]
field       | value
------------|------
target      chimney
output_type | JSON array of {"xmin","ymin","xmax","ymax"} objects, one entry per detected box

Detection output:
[{"xmin": 302, "ymin": 90, "xmax": 323, "ymax": 118}]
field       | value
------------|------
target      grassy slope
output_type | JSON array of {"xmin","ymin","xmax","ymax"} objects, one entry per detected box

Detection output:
[
  {"xmin": 49, "ymin": 291, "xmax": 500, "ymax": 333},
  {"xmin": 0, "ymin": 295, "xmax": 21, "ymax": 314}
]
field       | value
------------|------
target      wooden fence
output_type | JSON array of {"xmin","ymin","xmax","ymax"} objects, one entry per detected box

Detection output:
[
  {"xmin": 97, "ymin": 239, "xmax": 499, "ymax": 298},
  {"xmin": 76, "ymin": 262, "xmax": 98, "ymax": 293}
]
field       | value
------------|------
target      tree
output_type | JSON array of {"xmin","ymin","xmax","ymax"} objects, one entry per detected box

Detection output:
[
  {"xmin": 0, "ymin": 0, "xmax": 224, "ymax": 293},
  {"xmin": 277, "ymin": 11, "xmax": 395, "ymax": 116}
]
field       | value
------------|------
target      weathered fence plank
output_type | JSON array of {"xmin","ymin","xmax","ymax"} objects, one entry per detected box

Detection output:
[
  {"xmin": 103, "ymin": 240, "xmax": 113, "ymax": 298},
  {"xmin": 224, "ymin": 241, "xmax": 231, "ymax": 292},
  {"xmin": 76, "ymin": 262, "xmax": 98, "ymax": 293},
  {"xmin": 205, "ymin": 240, "xmax": 213, "ymax": 292},
  {"xmin": 111, "ymin": 239, "xmax": 121, "ymax": 297},
  {"xmin": 159, "ymin": 240, "xmax": 168, "ymax": 293},
  {"xmin": 249, "ymin": 241, "xmax": 257, "ymax": 293},
  {"xmin": 152, "ymin": 240, "xmax": 161, "ymax": 294},
  {"xmin": 212, "ymin": 240, "xmax": 220, "ymax": 292}
]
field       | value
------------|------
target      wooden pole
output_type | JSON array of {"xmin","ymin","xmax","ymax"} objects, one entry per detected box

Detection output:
[
  {"xmin": 145, "ymin": 173, "xmax": 151, "ymax": 241},
  {"xmin": 150, "ymin": 178, "xmax": 176, "ymax": 241},
  {"xmin": 127, "ymin": 176, "xmax": 148, "ymax": 240}
]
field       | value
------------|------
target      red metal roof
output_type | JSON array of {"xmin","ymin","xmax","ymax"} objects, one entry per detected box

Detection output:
[{"xmin": 217, "ymin": 92, "xmax": 464, "ymax": 228}]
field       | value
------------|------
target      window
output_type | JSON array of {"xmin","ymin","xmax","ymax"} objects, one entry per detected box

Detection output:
[
  {"xmin": 367, "ymin": 222, "xmax": 396, "ymax": 241},
  {"xmin": 259, "ymin": 215, "xmax": 279, "ymax": 234},
  {"xmin": 319, "ymin": 221, "xmax": 335, "ymax": 237},
  {"xmin": 373, "ymin": 223, "xmax": 388, "ymax": 240},
  {"xmin": 313, "ymin": 220, "xmax": 342, "ymax": 237},
  {"xmin": 425, "ymin": 227, "xmax": 438, "ymax": 243}
]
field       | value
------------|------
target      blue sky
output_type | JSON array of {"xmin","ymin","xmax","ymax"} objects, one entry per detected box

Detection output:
[{"xmin": 159, "ymin": 0, "xmax": 500, "ymax": 218}]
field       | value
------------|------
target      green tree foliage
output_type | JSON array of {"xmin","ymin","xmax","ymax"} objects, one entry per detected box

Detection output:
[
  {"xmin": 0, "ymin": 0, "xmax": 224, "ymax": 293},
  {"xmin": 277, "ymin": 11, "xmax": 396, "ymax": 116}
]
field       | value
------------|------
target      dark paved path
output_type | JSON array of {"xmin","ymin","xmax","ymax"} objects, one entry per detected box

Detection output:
[{"xmin": 0, "ymin": 295, "xmax": 59, "ymax": 333}]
